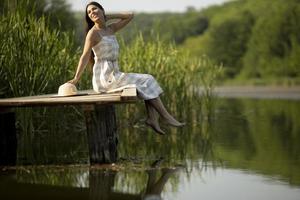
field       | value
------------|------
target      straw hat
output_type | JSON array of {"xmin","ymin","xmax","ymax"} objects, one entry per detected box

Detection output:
[{"xmin": 57, "ymin": 83, "xmax": 78, "ymax": 96}]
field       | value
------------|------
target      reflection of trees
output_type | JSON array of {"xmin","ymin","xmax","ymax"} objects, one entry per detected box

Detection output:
[
  {"xmin": 214, "ymin": 99, "xmax": 300, "ymax": 186},
  {"xmin": 117, "ymin": 97, "xmax": 300, "ymax": 187},
  {"xmin": 16, "ymin": 166, "xmax": 89, "ymax": 187},
  {"xmin": 5, "ymin": 160, "xmax": 179, "ymax": 200},
  {"xmin": 214, "ymin": 98, "xmax": 256, "ymax": 159}
]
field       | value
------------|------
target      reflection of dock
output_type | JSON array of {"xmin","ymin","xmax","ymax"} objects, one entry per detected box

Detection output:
[{"xmin": 200, "ymin": 86, "xmax": 300, "ymax": 100}]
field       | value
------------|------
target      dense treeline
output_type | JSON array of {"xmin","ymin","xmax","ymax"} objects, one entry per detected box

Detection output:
[
  {"xmin": 120, "ymin": 0, "xmax": 300, "ymax": 84},
  {"xmin": 121, "ymin": 10, "xmax": 209, "ymax": 44},
  {"xmin": 202, "ymin": 0, "xmax": 299, "ymax": 82},
  {"xmin": 183, "ymin": 0, "xmax": 300, "ymax": 83}
]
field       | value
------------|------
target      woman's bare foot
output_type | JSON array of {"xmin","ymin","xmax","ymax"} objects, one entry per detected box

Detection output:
[
  {"xmin": 145, "ymin": 119, "xmax": 166, "ymax": 135},
  {"xmin": 147, "ymin": 97, "xmax": 185, "ymax": 128},
  {"xmin": 164, "ymin": 116, "xmax": 185, "ymax": 127}
]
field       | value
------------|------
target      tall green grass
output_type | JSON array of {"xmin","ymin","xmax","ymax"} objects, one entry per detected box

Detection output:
[
  {"xmin": 0, "ymin": 6, "xmax": 80, "ymax": 97},
  {"xmin": 119, "ymin": 34, "xmax": 221, "ymax": 100}
]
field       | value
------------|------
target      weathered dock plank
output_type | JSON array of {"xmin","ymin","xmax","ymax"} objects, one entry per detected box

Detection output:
[{"xmin": 0, "ymin": 88, "xmax": 137, "ymax": 107}]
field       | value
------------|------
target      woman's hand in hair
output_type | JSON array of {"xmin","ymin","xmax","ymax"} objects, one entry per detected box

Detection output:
[{"xmin": 107, "ymin": 12, "xmax": 134, "ymax": 32}]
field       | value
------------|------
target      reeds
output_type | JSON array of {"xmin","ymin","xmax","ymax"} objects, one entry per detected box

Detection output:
[
  {"xmin": 0, "ymin": 5, "xmax": 80, "ymax": 98},
  {"xmin": 119, "ymin": 33, "xmax": 198, "ymax": 101}
]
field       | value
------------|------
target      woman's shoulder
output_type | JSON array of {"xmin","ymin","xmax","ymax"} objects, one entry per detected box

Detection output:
[
  {"xmin": 87, "ymin": 27, "xmax": 98, "ymax": 36},
  {"xmin": 86, "ymin": 28, "xmax": 100, "ymax": 41}
]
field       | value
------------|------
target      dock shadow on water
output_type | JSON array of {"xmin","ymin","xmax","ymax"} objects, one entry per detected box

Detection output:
[{"xmin": 1, "ymin": 95, "xmax": 300, "ymax": 199}]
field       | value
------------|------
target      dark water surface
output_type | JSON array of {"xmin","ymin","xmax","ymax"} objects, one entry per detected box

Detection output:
[{"xmin": 1, "ymin": 97, "xmax": 300, "ymax": 200}]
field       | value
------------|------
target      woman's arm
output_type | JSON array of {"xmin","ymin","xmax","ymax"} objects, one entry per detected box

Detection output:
[
  {"xmin": 68, "ymin": 31, "xmax": 94, "ymax": 85},
  {"xmin": 107, "ymin": 12, "xmax": 134, "ymax": 33}
]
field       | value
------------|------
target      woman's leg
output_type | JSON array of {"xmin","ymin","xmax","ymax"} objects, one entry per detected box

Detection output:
[
  {"xmin": 148, "ymin": 97, "xmax": 185, "ymax": 127},
  {"xmin": 145, "ymin": 100, "xmax": 165, "ymax": 135}
]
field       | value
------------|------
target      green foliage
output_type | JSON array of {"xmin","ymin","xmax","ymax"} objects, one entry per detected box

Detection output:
[
  {"xmin": 120, "ymin": 11, "xmax": 209, "ymax": 44},
  {"xmin": 0, "ymin": 4, "xmax": 80, "ymax": 97},
  {"xmin": 1, "ymin": 0, "xmax": 76, "ymax": 32},
  {"xmin": 118, "ymin": 33, "xmax": 222, "ymax": 108},
  {"xmin": 194, "ymin": 0, "xmax": 300, "ymax": 82},
  {"xmin": 0, "ymin": 4, "xmax": 86, "ymax": 164},
  {"xmin": 207, "ymin": 10, "xmax": 254, "ymax": 77},
  {"xmin": 242, "ymin": 0, "xmax": 300, "ymax": 79},
  {"xmin": 122, "ymin": 0, "xmax": 300, "ymax": 84}
]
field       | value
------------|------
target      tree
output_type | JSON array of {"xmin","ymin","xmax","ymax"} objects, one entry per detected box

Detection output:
[
  {"xmin": 207, "ymin": 11, "xmax": 254, "ymax": 78},
  {"xmin": 242, "ymin": 0, "xmax": 300, "ymax": 78}
]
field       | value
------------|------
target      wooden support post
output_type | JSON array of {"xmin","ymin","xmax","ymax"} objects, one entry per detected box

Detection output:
[
  {"xmin": 0, "ymin": 108, "xmax": 17, "ymax": 166},
  {"xmin": 83, "ymin": 105, "xmax": 118, "ymax": 164}
]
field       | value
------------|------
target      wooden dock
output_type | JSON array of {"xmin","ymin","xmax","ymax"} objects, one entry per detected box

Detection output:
[
  {"xmin": 0, "ymin": 88, "xmax": 137, "ymax": 166},
  {"xmin": 0, "ymin": 88, "xmax": 137, "ymax": 107}
]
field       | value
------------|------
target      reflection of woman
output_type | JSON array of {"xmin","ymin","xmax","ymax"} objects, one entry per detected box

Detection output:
[
  {"xmin": 143, "ymin": 168, "xmax": 177, "ymax": 200},
  {"xmin": 68, "ymin": 2, "xmax": 184, "ymax": 135}
]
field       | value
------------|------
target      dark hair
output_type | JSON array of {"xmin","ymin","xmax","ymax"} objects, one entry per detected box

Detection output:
[
  {"xmin": 85, "ymin": 2, "xmax": 106, "ymax": 65},
  {"xmin": 85, "ymin": 1, "xmax": 106, "ymax": 33}
]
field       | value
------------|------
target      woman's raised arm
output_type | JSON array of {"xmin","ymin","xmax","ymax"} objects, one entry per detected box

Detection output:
[{"xmin": 106, "ymin": 12, "xmax": 134, "ymax": 33}]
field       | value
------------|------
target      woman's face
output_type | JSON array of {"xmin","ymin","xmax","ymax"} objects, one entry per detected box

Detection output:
[{"xmin": 87, "ymin": 5, "xmax": 105, "ymax": 23}]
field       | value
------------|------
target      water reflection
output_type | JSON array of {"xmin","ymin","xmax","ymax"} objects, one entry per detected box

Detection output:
[
  {"xmin": 143, "ymin": 168, "xmax": 178, "ymax": 200},
  {"xmin": 1, "ymin": 159, "xmax": 180, "ymax": 200},
  {"xmin": 212, "ymin": 99, "xmax": 300, "ymax": 186},
  {"xmin": 1, "ymin": 161, "xmax": 299, "ymax": 200},
  {"xmin": 117, "ymin": 98, "xmax": 300, "ymax": 186},
  {"xmin": 6, "ymin": 96, "xmax": 300, "ymax": 199}
]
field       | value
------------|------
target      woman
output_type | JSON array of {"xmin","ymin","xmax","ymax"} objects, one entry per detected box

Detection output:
[{"xmin": 68, "ymin": 1, "xmax": 184, "ymax": 135}]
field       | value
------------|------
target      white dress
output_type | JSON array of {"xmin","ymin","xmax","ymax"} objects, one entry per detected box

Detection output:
[{"xmin": 92, "ymin": 34, "xmax": 163, "ymax": 100}]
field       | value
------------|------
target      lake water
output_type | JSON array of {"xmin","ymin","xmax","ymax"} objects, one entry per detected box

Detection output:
[{"xmin": 1, "ymin": 96, "xmax": 300, "ymax": 200}]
